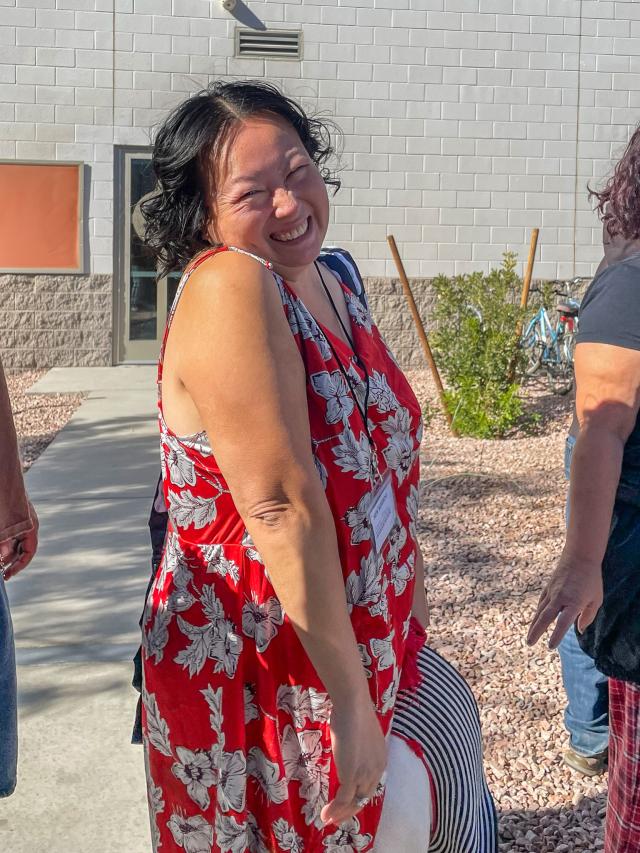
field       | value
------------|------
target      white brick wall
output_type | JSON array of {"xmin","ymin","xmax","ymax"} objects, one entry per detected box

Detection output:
[{"xmin": 0, "ymin": 0, "xmax": 638, "ymax": 278}]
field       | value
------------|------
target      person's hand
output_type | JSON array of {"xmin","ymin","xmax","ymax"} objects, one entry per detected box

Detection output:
[
  {"xmin": 527, "ymin": 551, "xmax": 603, "ymax": 649},
  {"xmin": 320, "ymin": 696, "xmax": 387, "ymax": 827},
  {"xmin": 0, "ymin": 502, "xmax": 39, "ymax": 581}
]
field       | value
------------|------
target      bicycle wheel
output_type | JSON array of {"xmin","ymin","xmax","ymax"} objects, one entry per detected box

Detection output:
[
  {"xmin": 522, "ymin": 327, "xmax": 543, "ymax": 376},
  {"xmin": 546, "ymin": 355, "xmax": 574, "ymax": 395},
  {"xmin": 563, "ymin": 332, "xmax": 576, "ymax": 367}
]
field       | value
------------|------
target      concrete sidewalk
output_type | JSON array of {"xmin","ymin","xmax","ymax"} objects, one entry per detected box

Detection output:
[{"xmin": 1, "ymin": 368, "xmax": 159, "ymax": 853}]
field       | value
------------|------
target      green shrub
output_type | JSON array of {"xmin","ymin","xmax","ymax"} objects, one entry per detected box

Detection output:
[{"xmin": 430, "ymin": 252, "xmax": 526, "ymax": 438}]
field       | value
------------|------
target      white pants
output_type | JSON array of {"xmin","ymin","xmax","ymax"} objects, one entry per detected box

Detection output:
[{"xmin": 372, "ymin": 734, "xmax": 432, "ymax": 853}]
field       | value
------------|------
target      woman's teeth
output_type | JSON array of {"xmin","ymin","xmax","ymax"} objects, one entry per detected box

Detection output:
[{"xmin": 273, "ymin": 219, "xmax": 309, "ymax": 242}]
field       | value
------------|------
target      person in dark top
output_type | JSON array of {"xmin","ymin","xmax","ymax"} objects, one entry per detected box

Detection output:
[{"xmin": 528, "ymin": 124, "xmax": 640, "ymax": 852}]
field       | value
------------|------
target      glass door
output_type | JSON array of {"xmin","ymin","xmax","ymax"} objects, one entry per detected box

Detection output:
[{"xmin": 115, "ymin": 148, "xmax": 180, "ymax": 363}]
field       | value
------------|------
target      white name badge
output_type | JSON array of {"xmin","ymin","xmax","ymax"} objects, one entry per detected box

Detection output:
[{"xmin": 369, "ymin": 472, "xmax": 397, "ymax": 552}]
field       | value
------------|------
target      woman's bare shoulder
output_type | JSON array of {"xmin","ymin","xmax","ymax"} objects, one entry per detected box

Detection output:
[{"xmin": 170, "ymin": 249, "xmax": 293, "ymax": 369}]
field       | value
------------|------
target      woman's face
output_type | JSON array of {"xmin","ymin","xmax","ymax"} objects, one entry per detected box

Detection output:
[{"xmin": 207, "ymin": 114, "xmax": 330, "ymax": 278}]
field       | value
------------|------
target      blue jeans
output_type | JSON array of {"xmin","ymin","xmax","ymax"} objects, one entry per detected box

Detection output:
[
  {"xmin": 557, "ymin": 435, "xmax": 609, "ymax": 757},
  {"xmin": 0, "ymin": 575, "xmax": 17, "ymax": 796}
]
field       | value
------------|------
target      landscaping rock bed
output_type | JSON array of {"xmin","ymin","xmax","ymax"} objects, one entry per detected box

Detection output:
[
  {"xmin": 407, "ymin": 369, "xmax": 607, "ymax": 852},
  {"xmin": 7, "ymin": 369, "xmax": 85, "ymax": 471}
]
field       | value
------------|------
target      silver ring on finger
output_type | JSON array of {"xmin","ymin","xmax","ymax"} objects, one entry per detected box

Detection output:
[{"xmin": 355, "ymin": 796, "xmax": 370, "ymax": 810}]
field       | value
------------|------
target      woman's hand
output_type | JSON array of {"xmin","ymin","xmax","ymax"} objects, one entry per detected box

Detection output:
[
  {"xmin": 527, "ymin": 551, "xmax": 603, "ymax": 649},
  {"xmin": 0, "ymin": 501, "xmax": 39, "ymax": 580},
  {"xmin": 321, "ymin": 697, "xmax": 387, "ymax": 827}
]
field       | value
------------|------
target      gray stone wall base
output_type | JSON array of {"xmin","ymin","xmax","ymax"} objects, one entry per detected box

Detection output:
[
  {"xmin": 0, "ymin": 273, "xmax": 112, "ymax": 369},
  {"xmin": 1, "ymin": 273, "xmax": 559, "ymax": 372},
  {"xmin": 365, "ymin": 277, "xmax": 436, "ymax": 370}
]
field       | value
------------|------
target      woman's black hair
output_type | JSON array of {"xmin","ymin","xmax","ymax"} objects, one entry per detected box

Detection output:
[{"xmin": 141, "ymin": 80, "xmax": 341, "ymax": 278}]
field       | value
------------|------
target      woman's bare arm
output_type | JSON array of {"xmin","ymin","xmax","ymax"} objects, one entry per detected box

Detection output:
[
  {"xmin": 168, "ymin": 252, "xmax": 386, "ymax": 822},
  {"xmin": 411, "ymin": 548, "xmax": 429, "ymax": 630},
  {"xmin": 528, "ymin": 341, "xmax": 640, "ymax": 647}
]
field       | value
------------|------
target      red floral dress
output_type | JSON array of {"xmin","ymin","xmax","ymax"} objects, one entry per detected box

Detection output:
[{"xmin": 142, "ymin": 246, "xmax": 424, "ymax": 853}]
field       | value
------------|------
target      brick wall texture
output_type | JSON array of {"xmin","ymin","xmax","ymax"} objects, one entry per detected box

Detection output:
[{"xmin": 1, "ymin": 0, "xmax": 638, "ymax": 366}]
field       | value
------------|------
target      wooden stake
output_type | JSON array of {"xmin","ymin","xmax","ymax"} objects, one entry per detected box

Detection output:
[
  {"xmin": 387, "ymin": 234, "xmax": 457, "ymax": 435},
  {"xmin": 508, "ymin": 227, "xmax": 539, "ymax": 382},
  {"xmin": 519, "ymin": 227, "xmax": 540, "ymax": 318}
]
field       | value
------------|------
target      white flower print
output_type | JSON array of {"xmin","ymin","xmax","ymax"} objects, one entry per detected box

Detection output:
[
  {"xmin": 322, "ymin": 817, "xmax": 372, "ymax": 852},
  {"xmin": 244, "ymin": 683, "xmax": 259, "ymax": 724},
  {"xmin": 167, "ymin": 587, "xmax": 196, "ymax": 613},
  {"xmin": 242, "ymin": 594, "xmax": 284, "ymax": 653},
  {"xmin": 200, "ymin": 544, "xmax": 240, "ymax": 584},
  {"xmin": 368, "ymin": 370, "xmax": 399, "ymax": 414},
  {"xmin": 217, "ymin": 749, "xmax": 247, "ymax": 814},
  {"xmin": 143, "ymin": 598, "xmax": 172, "ymax": 664},
  {"xmin": 345, "ymin": 363, "xmax": 369, "ymax": 416},
  {"xmin": 143, "ymin": 688, "xmax": 172, "ymax": 757},
  {"xmin": 407, "ymin": 484, "xmax": 420, "ymax": 541},
  {"xmin": 200, "ymin": 585, "xmax": 225, "ymax": 624},
  {"xmin": 276, "ymin": 685, "xmax": 332, "ymax": 727},
  {"xmin": 295, "ymin": 303, "xmax": 333, "ymax": 361},
  {"xmin": 344, "ymin": 289, "xmax": 373, "ymax": 333},
  {"xmin": 301, "ymin": 769, "xmax": 329, "ymax": 829},
  {"xmin": 358, "ymin": 643, "xmax": 373, "ymax": 679},
  {"xmin": 343, "ymin": 492, "xmax": 372, "ymax": 545},
  {"xmin": 169, "ymin": 489, "xmax": 218, "ymax": 530},
  {"xmin": 164, "ymin": 533, "xmax": 194, "ymax": 595},
  {"xmin": 345, "ymin": 550, "xmax": 383, "ymax": 611},
  {"xmin": 181, "ymin": 430, "xmax": 212, "ymax": 457},
  {"xmin": 370, "ymin": 630, "xmax": 396, "ymax": 672},
  {"xmin": 242, "ymin": 529, "xmax": 264, "ymax": 564},
  {"xmin": 387, "ymin": 524, "xmax": 407, "ymax": 568},
  {"xmin": 402, "ymin": 613, "xmax": 412, "ymax": 642},
  {"xmin": 175, "ymin": 612, "xmax": 242, "ymax": 679},
  {"xmin": 167, "ymin": 812, "xmax": 214, "ymax": 853},
  {"xmin": 166, "ymin": 434, "xmax": 197, "ymax": 488},
  {"xmin": 273, "ymin": 818, "xmax": 304, "ymax": 852},
  {"xmin": 392, "ymin": 551, "xmax": 414, "ymax": 597},
  {"xmin": 246, "ymin": 814, "xmax": 270, "ymax": 853},
  {"xmin": 380, "ymin": 664, "xmax": 401, "ymax": 715},
  {"xmin": 145, "ymin": 751, "xmax": 164, "ymax": 853},
  {"xmin": 368, "ymin": 574, "xmax": 390, "ymax": 623},
  {"xmin": 332, "ymin": 429, "xmax": 372, "ymax": 482},
  {"xmin": 214, "ymin": 813, "xmax": 247, "ymax": 853},
  {"xmin": 282, "ymin": 725, "xmax": 330, "ymax": 787},
  {"xmin": 172, "ymin": 747, "xmax": 217, "ymax": 810},
  {"xmin": 313, "ymin": 451, "xmax": 329, "ymax": 490},
  {"xmin": 175, "ymin": 617, "xmax": 214, "ymax": 677},
  {"xmin": 247, "ymin": 747, "xmax": 288, "ymax": 804},
  {"xmin": 311, "ymin": 371, "xmax": 355, "ymax": 424},
  {"xmin": 201, "ymin": 684, "xmax": 223, "ymax": 740},
  {"xmin": 209, "ymin": 619, "xmax": 243, "ymax": 678},
  {"xmin": 381, "ymin": 407, "xmax": 417, "ymax": 486}
]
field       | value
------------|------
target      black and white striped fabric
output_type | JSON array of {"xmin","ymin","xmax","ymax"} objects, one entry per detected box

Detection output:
[{"xmin": 392, "ymin": 645, "xmax": 499, "ymax": 853}]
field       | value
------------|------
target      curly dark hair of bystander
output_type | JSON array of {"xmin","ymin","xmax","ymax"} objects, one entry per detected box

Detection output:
[
  {"xmin": 140, "ymin": 79, "xmax": 342, "ymax": 279},
  {"xmin": 589, "ymin": 123, "xmax": 640, "ymax": 240}
]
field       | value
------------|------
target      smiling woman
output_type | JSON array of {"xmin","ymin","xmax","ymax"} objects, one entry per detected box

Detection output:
[
  {"xmin": 138, "ymin": 80, "xmax": 496, "ymax": 853},
  {"xmin": 141, "ymin": 81, "xmax": 339, "ymax": 282}
]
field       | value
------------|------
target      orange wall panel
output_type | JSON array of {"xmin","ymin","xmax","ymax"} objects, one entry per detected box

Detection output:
[{"xmin": 0, "ymin": 162, "xmax": 82, "ymax": 272}]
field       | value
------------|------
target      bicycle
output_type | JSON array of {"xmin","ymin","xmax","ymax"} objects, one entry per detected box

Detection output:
[{"xmin": 521, "ymin": 277, "xmax": 589, "ymax": 395}]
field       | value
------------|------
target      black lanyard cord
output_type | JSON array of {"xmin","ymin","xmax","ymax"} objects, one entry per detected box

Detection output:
[{"xmin": 314, "ymin": 261, "xmax": 373, "ymax": 448}]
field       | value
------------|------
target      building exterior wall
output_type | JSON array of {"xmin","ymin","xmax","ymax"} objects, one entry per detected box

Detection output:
[
  {"xmin": 1, "ymin": 0, "xmax": 638, "ymax": 367},
  {"xmin": 0, "ymin": 273, "xmax": 111, "ymax": 368}
]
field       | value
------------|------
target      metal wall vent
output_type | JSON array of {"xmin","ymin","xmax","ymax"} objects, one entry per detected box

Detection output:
[{"xmin": 235, "ymin": 28, "xmax": 302, "ymax": 60}]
